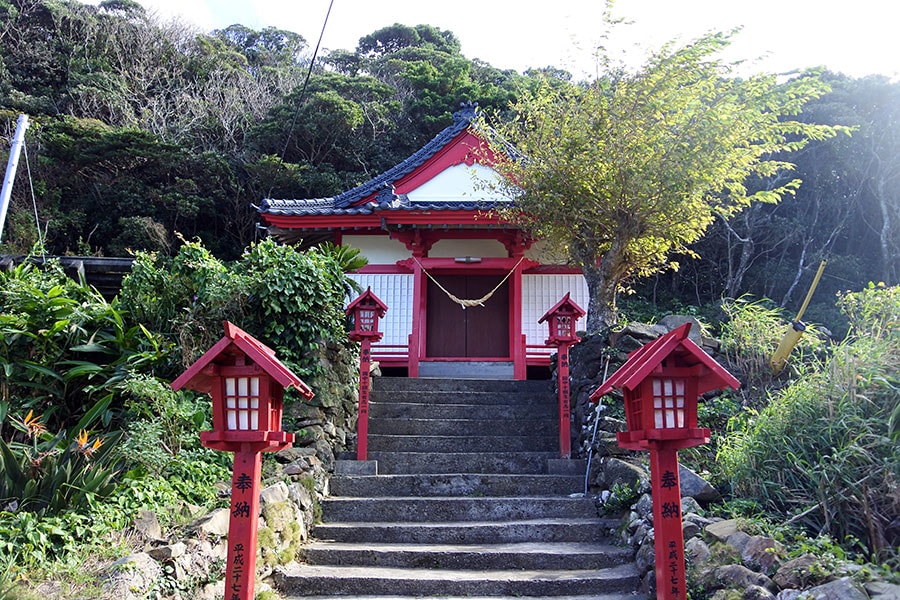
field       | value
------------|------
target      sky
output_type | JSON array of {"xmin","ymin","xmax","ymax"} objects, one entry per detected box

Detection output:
[{"xmin": 117, "ymin": 0, "xmax": 899, "ymax": 81}]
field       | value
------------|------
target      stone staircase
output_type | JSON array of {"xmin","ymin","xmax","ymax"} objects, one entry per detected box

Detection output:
[{"xmin": 275, "ymin": 377, "xmax": 645, "ymax": 599}]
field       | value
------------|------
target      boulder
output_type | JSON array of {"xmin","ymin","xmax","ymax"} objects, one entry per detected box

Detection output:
[
  {"xmin": 704, "ymin": 564, "xmax": 778, "ymax": 594},
  {"xmin": 706, "ymin": 518, "xmax": 741, "ymax": 542},
  {"xmin": 132, "ymin": 509, "xmax": 164, "ymax": 543},
  {"xmin": 865, "ymin": 581, "xmax": 900, "ymax": 598},
  {"xmin": 685, "ymin": 537, "xmax": 711, "ymax": 565},
  {"xmin": 802, "ymin": 577, "xmax": 870, "ymax": 600},
  {"xmin": 658, "ymin": 315, "xmax": 704, "ymax": 342},
  {"xmin": 743, "ymin": 584, "xmax": 777, "ymax": 600},
  {"xmin": 592, "ymin": 457, "xmax": 650, "ymax": 495},
  {"xmin": 194, "ymin": 507, "xmax": 230, "ymax": 537},
  {"xmin": 103, "ymin": 552, "xmax": 162, "ymax": 599},
  {"xmin": 741, "ymin": 535, "xmax": 783, "ymax": 575},
  {"xmin": 772, "ymin": 554, "xmax": 819, "ymax": 590},
  {"xmin": 679, "ymin": 465, "xmax": 720, "ymax": 502}
]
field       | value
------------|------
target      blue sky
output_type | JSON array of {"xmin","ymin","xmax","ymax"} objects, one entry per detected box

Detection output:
[{"xmin": 113, "ymin": 1, "xmax": 898, "ymax": 80}]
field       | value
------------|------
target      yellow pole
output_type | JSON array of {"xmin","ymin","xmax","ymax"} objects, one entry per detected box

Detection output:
[{"xmin": 770, "ymin": 260, "xmax": 827, "ymax": 374}]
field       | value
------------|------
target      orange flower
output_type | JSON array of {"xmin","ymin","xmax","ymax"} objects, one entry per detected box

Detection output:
[
  {"xmin": 76, "ymin": 429, "xmax": 103, "ymax": 457},
  {"xmin": 22, "ymin": 410, "xmax": 47, "ymax": 438}
]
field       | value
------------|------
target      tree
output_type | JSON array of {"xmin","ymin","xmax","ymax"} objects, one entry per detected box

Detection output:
[{"xmin": 480, "ymin": 31, "xmax": 845, "ymax": 332}]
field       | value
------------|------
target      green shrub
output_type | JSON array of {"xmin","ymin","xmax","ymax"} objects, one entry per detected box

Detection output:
[{"xmin": 718, "ymin": 285, "xmax": 900, "ymax": 565}]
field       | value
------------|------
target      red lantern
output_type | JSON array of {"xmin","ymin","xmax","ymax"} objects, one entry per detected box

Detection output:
[
  {"xmin": 539, "ymin": 293, "xmax": 585, "ymax": 458},
  {"xmin": 346, "ymin": 287, "xmax": 387, "ymax": 342},
  {"xmin": 172, "ymin": 321, "xmax": 312, "ymax": 600},
  {"xmin": 539, "ymin": 292, "xmax": 585, "ymax": 346},
  {"xmin": 345, "ymin": 288, "xmax": 388, "ymax": 461},
  {"xmin": 591, "ymin": 323, "xmax": 739, "ymax": 600}
]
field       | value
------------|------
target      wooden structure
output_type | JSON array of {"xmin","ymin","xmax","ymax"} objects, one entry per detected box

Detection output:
[
  {"xmin": 590, "ymin": 323, "xmax": 739, "ymax": 599},
  {"xmin": 257, "ymin": 102, "xmax": 588, "ymax": 380},
  {"xmin": 539, "ymin": 293, "xmax": 585, "ymax": 457},
  {"xmin": 171, "ymin": 321, "xmax": 313, "ymax": 600},
  {"xmin": 345, "ymin": 287, "xmax": 388, "ymax": 460}
]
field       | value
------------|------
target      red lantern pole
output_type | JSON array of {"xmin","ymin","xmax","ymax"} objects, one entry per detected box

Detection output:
[
  {"xmin": 649, "ymin": 442, "xmax": 687, "ymax": 600},
  {"xmin": 224, "ymin": 450, "xmax": 263, "ymax": 600},
  {"xmin": 357, "ymin": 338, "xmax": 372, "ymax": 461},
  {"xmin": 557, "ymin": 341, "xmax": 572, "ymax": 458}
]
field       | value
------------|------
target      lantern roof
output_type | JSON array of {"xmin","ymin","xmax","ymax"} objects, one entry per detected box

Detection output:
[
  {"xmin": 171, "ymin": 321, "xmax": 313, "ymax": 400},
  {"xmin": 591, "ymin": 323, "xmax": 739, "ymax": 401},
  {"xmin": 346, "ymin": 287, "xmax": 388, "ymax": 317},
  {"xmin": 538, "ymin": 292, "xmax": 586, "ymax": 323}
]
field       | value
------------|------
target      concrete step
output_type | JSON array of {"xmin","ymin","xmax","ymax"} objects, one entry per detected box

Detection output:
[
  {"xmin": 369, "ymin": 416, "xmax": 558, "ymax": 437},
  {"xmin": 372, "ymin": 377, "xmax": 551, "ymax": 395},
  {"xmin": 330, "ymin": 473, "xmax": 584, "ymax": 497},
  {"xmin": 320, "ymin": 496, "xmax": 599, "ymax": 522},
  {"xmin": 313, "ymin": 518, "xmax": 608, "ymax": 544},
  {"xmin": 274, "ymin": 562, "xmax": 642, "ymax": 597},
  {"xmin": 367, "ymin": 434, "xmax": 558, "ymax": 453},
  {"xmin": 286, "ymin": 596, "xmax": 644, "ymax": 600},
  {"xmin": 301, "ymin": 540, "xmax": 633, "ymax": 570},
  {"xmin": 361, "ymin": 451, "xmax": 561, "ymax": 474},
  {"xmin": 369, "ymin": 401, "xmax": 556, "ymax": 420}
]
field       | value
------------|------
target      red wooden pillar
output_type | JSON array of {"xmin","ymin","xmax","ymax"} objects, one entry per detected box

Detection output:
[
  {"xmin": 225, "ymin": 450, "xmax": 263, "ymax": 600},
  {"xmin": 557, "ymin": 342, "xmax": 572, "ymax": 458},
  {"xmin": 357, "ymin": 338, "xmax": 372, "ymax": 460},
  {"xmin": 649, "ymin": 443, "xmax": 687, "ymax": 599}
]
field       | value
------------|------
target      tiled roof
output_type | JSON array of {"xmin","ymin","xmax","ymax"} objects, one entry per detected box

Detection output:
[{"xmin": 257, "ymin": 102, "xmax": 498, "ymax": 218}]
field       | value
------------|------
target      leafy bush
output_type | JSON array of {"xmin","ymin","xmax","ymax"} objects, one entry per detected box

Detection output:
[
  {"xmin": 122, "ymin": 238, "xmax": 349, "ymax": 382},
  {"xmin": 718, "ymin": 284, "xmax": 900, "ymax": 565},
  {"xmin": 0, "ymin": 259, "xmax": 172, "ymax": 432},
  {"xmin": 718, "ymin": 295, "xmax": 825, "ymax": 403}
]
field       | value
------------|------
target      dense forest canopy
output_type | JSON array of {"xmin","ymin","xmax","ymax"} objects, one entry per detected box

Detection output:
[{"xmin": 0, "ymin": 0, "xmax": 898, "ymax": 330}]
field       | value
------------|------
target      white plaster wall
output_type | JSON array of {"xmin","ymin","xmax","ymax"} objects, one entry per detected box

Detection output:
[
  {"xmin": 346, "ymin": 273, "xmax": 414, "ymax": 350},
  {"xmin": 342, "ymin": 235, "xmax": 409, "ymax": 265},
  {"xmin": 428, "ymin": 239, "xmax": 508, "ymax": 259},
  {"xmin": 521, "ymin": 274, "xmax": 589, "ymax": 354},
  {"xmin": 407, "ymin": 163, "xmax": 508, "ymax": 203}
]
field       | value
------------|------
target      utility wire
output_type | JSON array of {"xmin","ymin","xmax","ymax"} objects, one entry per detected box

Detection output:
[
  {"xmin": 22, "ymin": 139, "xmax": 45, "ymax": 255},
  {"xmin": 277, "ymin": 0, "xmax": 335, "ymax": 167}
]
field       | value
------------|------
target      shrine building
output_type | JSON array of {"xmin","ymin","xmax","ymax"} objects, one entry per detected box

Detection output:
[{"xmin": 256, "ymin": 103, "xmax": 587, "ymax": 380}]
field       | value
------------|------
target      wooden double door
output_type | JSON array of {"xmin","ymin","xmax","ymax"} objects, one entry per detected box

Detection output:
[{"xmin": 425, "ymin": 274, "xmax": 510, "ymax": 358}]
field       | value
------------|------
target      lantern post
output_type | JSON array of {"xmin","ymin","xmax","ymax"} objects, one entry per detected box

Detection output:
[
  {"xmin": 171, "ymin": 322, "xmax": 313, "ymax": 600},
  {"xmin": 590, "ymin": 323, "xmax": 739, "ymax": 599},
  {"xmin": 539, "ymin": 293, "xmax": 585, "ymax": 459},
  {"xmin": 346, "ymin": 287, "xmax": 387, "ymax": 461}
]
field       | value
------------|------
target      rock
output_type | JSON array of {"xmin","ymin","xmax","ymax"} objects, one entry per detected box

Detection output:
[
  {"xmin": 726, "ymin": 530, "xmax": 752, "ymax": 555},
  {"xmin": 772, "ymin": 554, "xmax": 819, "ymax": 590},
  {"xmin": 260, "ymin": 481, "xmax": 290, "ymax": 505},
  {"xmin": 658, "ymin": 315, "xmax": 704, "ymax": 342},
  {"xmin": 103, "ymin": 552, "xmax": 162, "ymax": 599},
  {"xmin": 776, "ymin": 591, "xmax": 804, "ymax": 600},
  {"xmin": 132, "ymin": 509, "xmax": 164, "ymax": 542},
  {"xmin": 706, "ymin": 518, "xmax": 741, "ymax": 542},
  {"xmin": 706, "ymin": 564, "xmax": 778, "ymax": 594},
  {"xmin": 276, "ymin": 446, "xmax": 318, "ymax": 462},
  {"xmin": 685, "ymin": 537, "xmax": 711, "ymax": 565},
  {"xmin": 744, "ymin": 584, "xmax": 777, "ymax": 600},
  {"xmin": 593, "ymin": 457, "xmax": 650, "ymax": 496},
  {"xmin": 289, "ymin": 482, "xmax": 315, "ymax": 512},
  {"xmin": 682, "ymin": 519, "xmax": 702, "ymax": 540},
  {"xmin": 741, "ymin": 535, "xmax": 783, "ymax": 575},
  {"xmin": 194, "ymin": 507, "xmax": 230, "ymax": 537},
  {"xmin": 866, "ymin": 581, "xmax": 900, "ymax": 598},
  {"xmin": 679, "ymin": 465, "xmax": 720, "ymax": 502},
  {"xmin": 146, "ymin": 542, "xmax": 186, "ymax": 561},
  {"xmin": 802, "ymin": 577, "xmax": 870, "ymax": 600},
  {"xmin": 635, "ymin": 493, "xmax": 654, "ymax": 520},
  {"xmin": 681, "ymin": 496, "xmax": 704, "ymax": 516},
  {"xmin": 635, "ymin": 535, "xmax": 656, "ymax": 574}
]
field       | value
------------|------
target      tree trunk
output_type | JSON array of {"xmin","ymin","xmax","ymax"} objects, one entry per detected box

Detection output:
[{"xmin": 575, "ymin": 238, "xmax": 629, "ymax": 333}]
